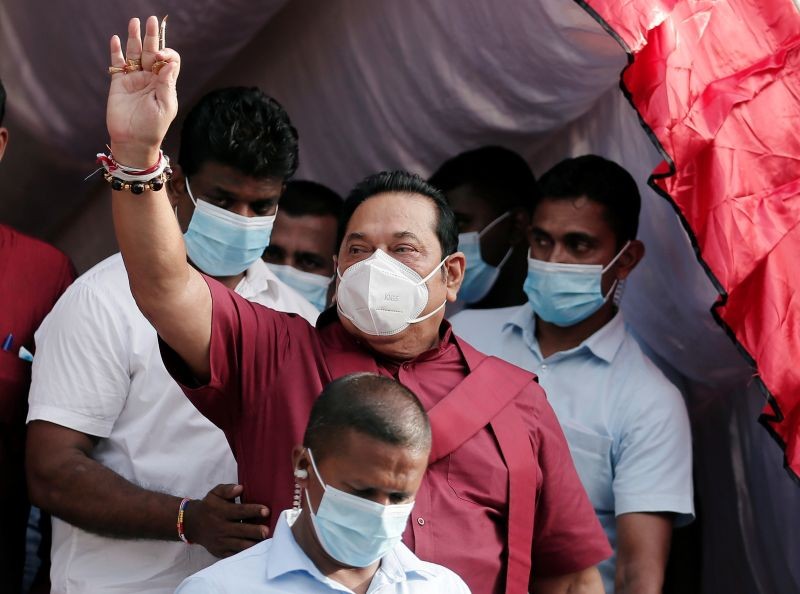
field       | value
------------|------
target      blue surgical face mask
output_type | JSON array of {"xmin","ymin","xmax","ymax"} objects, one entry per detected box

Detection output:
[
  {"xmin": 523, "ymin": 241, "xmax": 630, "ymax": 327},
  {"xmin": 304, "ymin": 449, "xmax": 414, "ymax": 568},
  {"xmin": 265, "ymin": 263, "xmax": 332, "ymax": 312},
  {"xmin": 457, "ymin": 211, "xmax": 513, "ymax": 304},
  {"xmin": 183, "ymin": 177, "xmax": 276, "ymax": 277}
]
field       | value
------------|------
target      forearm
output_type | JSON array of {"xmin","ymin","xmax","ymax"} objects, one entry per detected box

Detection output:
[
  {"xmin": 29, "ymin": 446, "xmax": 181, "ymax": 541},
  {"xmin": 111, "ymin": 177, "xmax": 189, "ymax": 315}
]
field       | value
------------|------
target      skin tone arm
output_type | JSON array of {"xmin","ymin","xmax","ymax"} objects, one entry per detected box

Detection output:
[
  {"xmin": 107, "ymin": 17, "xmax": 211, "ymax": 380},
  {"xmin": 533, "ymin": 567, "xmax": 605, "ymax": 594},
  {"xmin": 26, "ymin": 421, "xmax": 270, "ymax": 557},
  {"xmin": 615, "ymin": 513, "xmax": 673, "ymax": 594}
]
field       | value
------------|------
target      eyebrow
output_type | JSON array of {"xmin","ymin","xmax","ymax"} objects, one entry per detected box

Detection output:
[
  {"xmin": 393, "ymin": 231, "xmax": 421, "ymax": 243},
  {"xmin": 345, "ymin": 232, "xmax": 366, "ymax": 243},
  {"xmin": 344, "ymin": 230, "xmax": 422, "ymax": 244}
]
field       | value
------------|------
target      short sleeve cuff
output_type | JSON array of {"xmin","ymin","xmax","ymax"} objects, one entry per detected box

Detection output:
[
  {"xmin": 614, "ymin": 493, "xmax": 695, "ymax": 527},
  {"xmin": 26, "ymin": 403, "xmax": 114, "ymax": 438}
]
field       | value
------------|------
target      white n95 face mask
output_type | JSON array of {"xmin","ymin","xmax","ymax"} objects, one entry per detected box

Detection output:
[{"xmin": 336, "ymin": 249, "xmax": 448, "ymax": 336}]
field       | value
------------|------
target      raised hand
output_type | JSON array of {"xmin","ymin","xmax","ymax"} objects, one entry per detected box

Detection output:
[
  {"xmin": 183, "ymin": 484, "xmax": 271, "ymax": 558},
  {"xmin": 107, "ymin": 16, "xmax": 180, "ymax": 168}
]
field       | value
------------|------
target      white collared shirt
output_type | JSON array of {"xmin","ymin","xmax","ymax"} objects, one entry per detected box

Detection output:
[
  {"xmin": 451, "ymin": 303, "xmax": 694, "ymax": 593},
  {"xmin": 176, "ymin": 511, "xmax": 472, "ymax": 593},
  {"xmin": 27, "ymin": 254, "xmax": 318, "ymax": 594}
]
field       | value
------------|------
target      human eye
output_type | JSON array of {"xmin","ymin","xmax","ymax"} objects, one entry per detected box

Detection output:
[
  {"xmin": 568, "ymin": 236, "xmax": 593, "ymax": 254},
  {"xmin": 298, "ymin": 254, "xmax": 325, "ymax": 272},
  {"xmin": 262, "ymin": 246, "xmax": 284, "ymax": 262},
  {"xmin": 204, "ymin": 196, "xmax": 230, "ymax": 209},
  {"xmin": 252, "ymin": 200, "xmax": 276, "ymax": 216},
  {"xmin": 531, "ymin": 231, "xmax": 551, "ymax": 248}
]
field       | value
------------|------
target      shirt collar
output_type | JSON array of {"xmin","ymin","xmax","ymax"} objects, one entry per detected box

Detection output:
[
  {"xmin": 504, "ymin": 302, "xmax": 626, "ymax": 364},
  {"xmin": 265, "ymin": 511, "xmax": 435, "ymax": 585},
  {"xmin": 235, "ymin": 258, "xmax": 274, "ymax": 300},
  {"xmin": 264, "ymin": 511, "xmax": 322, "ymax": 582}
]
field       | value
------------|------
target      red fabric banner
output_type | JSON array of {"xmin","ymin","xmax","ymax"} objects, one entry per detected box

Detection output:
[{"xmin": 582, "ymin": 0, "xmax": 800, "ymax": 479}]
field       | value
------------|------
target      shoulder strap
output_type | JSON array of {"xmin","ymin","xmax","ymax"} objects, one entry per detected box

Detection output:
[
  {"xmin": 427, "ymin": 341, "xmax": 532, "ymax": 463},
  {"xmin": 492, "ymin": 401, "xmax": 537, "ymax": 594},
  {"xmin": 431, "ymin": 338, "xmax": 536, "ymax": 594}
]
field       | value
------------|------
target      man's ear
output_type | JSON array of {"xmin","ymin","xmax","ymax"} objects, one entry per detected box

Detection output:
[
  {"xmin": 615, "ymin": 239, "xmax": 645, "ymax": 280},
  {"xmin": 444, "ymin": 251, "xmax": 466, "ymax": 303},
  {"xmin": 0, "ymin": 127, "xmax": 8, "ymax": 163},
  {"xmin": 509, "ymin": 207, "xmax": 531, "ymax": 245},
  {"xmin": 167, "ymin": 163, "xmax": 186, "ymax": 207},
  {"xmin": 291, "ymin": 445, "xmax": 310, "ymax": 490}
]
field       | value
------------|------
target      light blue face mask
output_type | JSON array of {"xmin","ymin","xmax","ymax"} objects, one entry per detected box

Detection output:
[
  {"xmin": 304, "ymin": 449, "xmax": 414, "ymax": 568},
  {"xmin": 457, "ymin": 211, "xmax": 513, "ymax": 304},
  {"xmin": 265, "ymin": 263, "xmax": 332, "ymax": 312},
  {"xmin": 183, "ymin": 177, "xmax": 276, "ymax": 277},
  {"xmin": 523, "ymin": 241, "xmax": 630, "ymax": 327}
]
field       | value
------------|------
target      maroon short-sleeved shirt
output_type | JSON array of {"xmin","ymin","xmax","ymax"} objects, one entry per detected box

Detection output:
[
  {"xmin": 162, "ymin": 276, "xmax": 610, "ymax": 593},
  {"xmin": 0, "ymin": 224, "xmax": 76, "ymax": 590}
]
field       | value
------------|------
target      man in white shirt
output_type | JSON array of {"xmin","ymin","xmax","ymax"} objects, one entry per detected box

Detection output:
[
  {"xmin": 176, "ymin": 373, "xmax": 471, "ymax": 594},
  {"xmin": 25, "ymin": 85, "xmax": 318, "ymax": 594},
  {"xmin": 451, "ymin": 155, "xmax": 694, "ymax": 594}
]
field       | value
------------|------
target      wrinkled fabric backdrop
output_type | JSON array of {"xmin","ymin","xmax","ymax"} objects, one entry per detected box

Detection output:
[{"xmin": 1, "ymin": 1, "xmax": 798, "ymax": 592}]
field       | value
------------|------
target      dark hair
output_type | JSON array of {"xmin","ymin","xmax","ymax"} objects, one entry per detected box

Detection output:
[
  {"xmin": 338, "ymin": 171, "xmax": 458, "ymax": 258},
  {"xmin": 178, "ymin": 87, "xmax": 298, "ymax": 180},
  {"xmin": 303, "ymin": 373, "xmax": 431, "ymax": 458},
  {"xmin": 280, "ymin": 180, "xmax": 343, "ymax": 218},
  {"xmin": 537, "ymin": 155, "xmax": 641, "ymax": 244},
  {"xmin": 0, "ymin": 77, "xmax": 6, "ymax": 126},
  {"xmin": 428, "ymin": 145, "xmax": 540, "ymax": 213}
]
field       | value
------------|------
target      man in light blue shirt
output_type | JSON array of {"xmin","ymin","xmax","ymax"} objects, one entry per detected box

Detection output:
[
  {"xmin": 451, "ymin": 155, "xmax": 693, "ymax": 594},
  {"xmin": 176, "ymin": 373, "xmax": 471, "ymax": 594}
]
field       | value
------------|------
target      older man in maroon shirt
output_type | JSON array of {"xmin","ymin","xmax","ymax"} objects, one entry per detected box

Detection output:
[{"xmin": 102, "ymin": 17, "xmax": 610, "ymax": 594}]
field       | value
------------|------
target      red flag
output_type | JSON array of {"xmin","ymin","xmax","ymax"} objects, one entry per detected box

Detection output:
[{"xmin": 581, "ymin": 0, "xmax": 800, "ymax": 480}]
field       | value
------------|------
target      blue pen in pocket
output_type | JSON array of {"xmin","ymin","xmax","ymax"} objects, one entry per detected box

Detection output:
[
  {"xmin": 18, "ymin": 346, "xmax": 34, "ymax": 362},
  {"xmin": 2, "ymin": 333, "xmax": 13, "ymax": 351}
]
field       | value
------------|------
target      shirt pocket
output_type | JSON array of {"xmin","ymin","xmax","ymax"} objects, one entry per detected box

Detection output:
[
  {"xmin": 560, "ymin": 422, "xmax": 614, "ymax": 513},
  {"xmin": 445, "ymin": 431, "xmax": 508, "ymax": 509}
]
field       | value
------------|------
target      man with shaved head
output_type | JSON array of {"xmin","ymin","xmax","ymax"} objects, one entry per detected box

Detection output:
[
  {"xmin": 100, "ymin": 16, "xmax": 611, "ymax": 594},
  {"xmin": 178, "ymin": 373, "xmax": 471, "ymax": 593}
]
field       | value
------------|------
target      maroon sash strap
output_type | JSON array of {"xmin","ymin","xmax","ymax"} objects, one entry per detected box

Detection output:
[
  {"xmin": 492, "ymin": 402, "xmax": 537, "ymax": 594},
  {"xmin": 427, "ymin": 340, "xmax": 537, "ymax": 594}
]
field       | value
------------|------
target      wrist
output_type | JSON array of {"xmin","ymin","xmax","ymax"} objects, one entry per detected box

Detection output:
[{"xmin": 109, "ymin": 142, "xmax": 161, "ymax": 170}]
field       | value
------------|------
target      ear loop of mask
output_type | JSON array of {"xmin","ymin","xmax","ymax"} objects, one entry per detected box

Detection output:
[
  {"xmin": 184, "ymin": 176, "xmax": 198, "ymax": 206},
  {"xmin": 408, "ymin": 257, "xmax": 450, "ymax": 323},
  {"xmin": 601, "ymin": 240, "xmax": 632, "ymax": 301},
  {"xmin": 479, "ymin": 211, "xmax": 514, "ymax": 269}
]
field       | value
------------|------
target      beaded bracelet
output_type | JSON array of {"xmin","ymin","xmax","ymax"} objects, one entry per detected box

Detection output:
[
  {"xmin": 177, "ymin": 497, "xmax": 191, "ymax": 544},
  {"xmin": 96, "ymin": 150, "xmax": 173, "ymax": 195}
]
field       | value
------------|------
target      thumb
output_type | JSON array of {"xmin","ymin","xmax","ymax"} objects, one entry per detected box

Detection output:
[{"xmin": 211, "ymin": 483, "xmax": 244, "ymax": 500}]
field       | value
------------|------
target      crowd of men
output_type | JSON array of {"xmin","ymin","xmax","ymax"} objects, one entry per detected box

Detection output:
[{"xmin": 0, "ymin": 15, "xmax": 695, "ymax": 594}]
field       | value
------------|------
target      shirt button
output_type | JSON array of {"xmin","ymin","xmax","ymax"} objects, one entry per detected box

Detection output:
[
  {"xmin": 540, "ymin": 364, "xmax": 547, "ymax": 371},
  {"xmin": 417, "ymin": 517, "xmax": 425, "ymax": 526}
]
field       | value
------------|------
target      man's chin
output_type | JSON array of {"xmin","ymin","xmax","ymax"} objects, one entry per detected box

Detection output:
[{"xmin": 338, "ymin": 315, "xmax": 430, "ymax": 362}]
